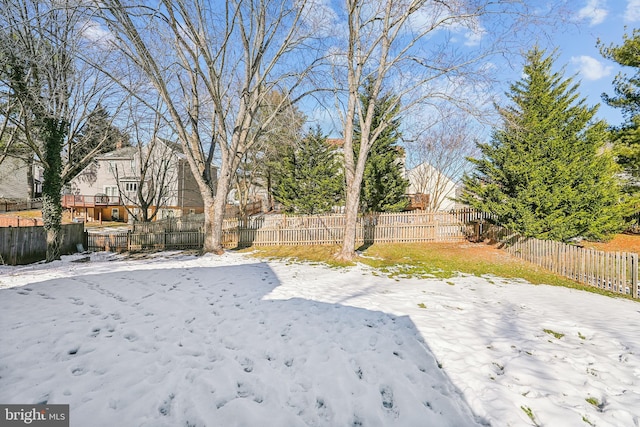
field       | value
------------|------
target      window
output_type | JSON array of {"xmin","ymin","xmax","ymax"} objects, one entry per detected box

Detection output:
[
  {"xmin": 124, "ymin": 182, "xmax": 138, "ymax": 192},
  {"xmin": 104, "ymin": 186, "xmax": 118, "ymax": 197}
]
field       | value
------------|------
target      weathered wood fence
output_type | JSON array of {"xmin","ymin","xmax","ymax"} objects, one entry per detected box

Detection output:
[
  {"xmin": 0, "ymin": 222, "xmax": 85, "ymax": 265},
  {"xmin": 221, "ymin": 211, "xmax": 471, "ymax": 247},
  {"xmin": 0, "ymin": 198, "xmax": 43, "ymax": 212},
  {"xmin": 88, "ymin": 210, "xmax": 477, "ymax": 252},
  {"xmin": 475, "ymin": 223, "xmax": 639, "ymax": 299}
]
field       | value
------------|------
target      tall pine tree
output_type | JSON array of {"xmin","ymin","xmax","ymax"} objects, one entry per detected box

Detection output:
[
  {"xmin": 459, "ymin": 48, "xmax": 625, "ymax": 241},
  {"xmin": 272, "ymin": 126, "xmax": 343, "ymax": 214},
  {"xmin": 354, "ymin": 81, "xmax": 408, "ymax": 213},
  {"xmin": 599, "ymin": 29, "xmax": 640, "ymax": 194}
]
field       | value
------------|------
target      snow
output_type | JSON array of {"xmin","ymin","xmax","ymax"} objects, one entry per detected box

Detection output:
[{"xmin": 0, "ymin": 251, "xmax": 639, "ymax": 426}]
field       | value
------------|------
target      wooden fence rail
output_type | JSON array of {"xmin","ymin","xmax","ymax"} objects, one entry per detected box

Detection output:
[{"xmin": 475, "ymin": 223, "xmax": 639, "ymax": 299}]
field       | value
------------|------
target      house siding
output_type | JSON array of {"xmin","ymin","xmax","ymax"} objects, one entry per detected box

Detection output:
[
  {"xmin": 406, "ymin": 163, "xmax": 459, "ymax": 212},
  {"xmin": 0, "ymin": 157, "xmax": 30, "ymax": 200}
]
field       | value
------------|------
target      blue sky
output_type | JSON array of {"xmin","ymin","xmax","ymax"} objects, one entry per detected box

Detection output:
[
  {"xmin": 537, "ymin": 0, "xmax": 639, "ymax": 126},
  {"xmin": 305, "ymin": 0, "xmax": 640, "ymax": 138}
]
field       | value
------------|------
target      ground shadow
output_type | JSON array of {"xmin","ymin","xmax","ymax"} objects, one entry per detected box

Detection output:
[{"xmin": 0, "ymin": 262, "xmax": 488, "ymax": 426}]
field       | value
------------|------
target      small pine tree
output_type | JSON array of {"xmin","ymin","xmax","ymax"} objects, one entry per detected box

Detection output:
[
  {"xmin": 459, "ymin": 48, "xmax": 625, "ymax": 241},
  {"xmin": 355, "ymin": 81, "xmax": 409, "ymax": 212},
  {"xmin": 272, "ymin": 126, "xmax": 343, "ymax": 214}
]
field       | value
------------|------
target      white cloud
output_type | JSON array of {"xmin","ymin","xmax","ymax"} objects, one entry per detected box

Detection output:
[
  {"xmin": 571, "ymin": 55, "xmax": 613, "ymax": 80},
  {"xmin": 625, "ymin": 0, "xmax": 640, "ymax": 22},
  {"xmin": 464, "ymin": 25, "xmax": 486, "ymax": 47},
  {"xmin": 406, "ymin": 3, "xmax": 487, "ymax": 46},
  {"xmin": 300, "ymin": 0, "xmax": 339, "ymax": 38},
  {"xmin": 577, "ymin": 0, "xmax": 608, "ymax": 25},
  {"xmin": 78, "ymin": 20, "xmax": 115, "ymax": 47}
]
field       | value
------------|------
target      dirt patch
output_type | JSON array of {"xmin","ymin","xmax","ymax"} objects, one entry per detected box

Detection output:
[
  {"xmin": 431, "ymin": 242, "xmax": 515, "ymax": 263},
  {"xmin": 581, "ymin": 234, "xmax": 640, "ymax": 254}
]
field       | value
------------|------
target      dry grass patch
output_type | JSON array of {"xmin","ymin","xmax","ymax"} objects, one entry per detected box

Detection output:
[{"xmin": 242, "ymin": 242, "xmax": 634, "ymax": 299}]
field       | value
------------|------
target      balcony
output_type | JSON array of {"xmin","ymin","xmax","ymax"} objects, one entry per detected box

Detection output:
[{"xmin": 62, "ymin": 194, "xmax": 122, "ymax": 208}]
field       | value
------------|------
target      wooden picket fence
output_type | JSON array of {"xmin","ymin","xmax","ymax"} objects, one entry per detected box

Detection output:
[
  {"xmin": 86, "ymin": 211, "xmax": 473, "ymax": 252},
  {"xmin": 129, "ymin": 231, "xmax": 203, "ymax": 250},
  {"xmin": 221, "ymin": 211, "xmax": 470, "ymax": 247},
  {"xmin": 474, "ymin": 223, "xmax": 639, "ymax": 299},
  {"xmin": 86, "ymin": 232, "xmax": 129, "ymax": 253}
]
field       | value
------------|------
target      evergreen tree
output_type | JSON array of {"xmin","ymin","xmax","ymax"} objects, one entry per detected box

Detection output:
[
  {"xmin": 238, "ymin": 91, "xmax": 306, "ymax": 214},
  {"xmin": 459, "ymin": 48, "xmax": 625, "ymax": 241},
  {"xmin": 272, "ymin": 126, "xmax": 343, "ymax": 214},
  {"xmin": 599, "ymin": 29, "xmax": 640, "ymax": 193},
  {"xmin": 354, "ymin": 81, "xmax": 409, "ymax": 213},
  {"xmin": 68, "ymin": 105, "xmax": 129, "ymax": 182}
]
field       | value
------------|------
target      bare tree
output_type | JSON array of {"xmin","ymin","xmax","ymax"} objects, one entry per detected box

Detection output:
[
  {"xmin": 0, "ymin": 0, "xmax": 128, "ymax": 261},
  {"xmin": 405, "ymin": 110, "xmax": 480, "ymax": 211},
  {"xmin": 113, "ymin": 104, "xmax": 179, "ymax": 222},
  {"xmin": 331, "ymin": 0, "xmax": 562, "ymax": 260},
  {"xmin": 97, "ymin": 0, "xmax": 322, "ymax": 253},
  {"xmin": 233, "ymin": 90, "xmax": 306, "ymax": 215}
]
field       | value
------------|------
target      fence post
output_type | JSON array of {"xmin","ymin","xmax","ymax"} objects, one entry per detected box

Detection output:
[{"xmin": 633, "ymin": 253, "xmax": 638, "ymax": 299}]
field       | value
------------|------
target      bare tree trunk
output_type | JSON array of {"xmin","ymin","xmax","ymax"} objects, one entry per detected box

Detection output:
[
  {"xmin": 202, "ymin": 194, "xmax": 217, "ymax": 253},
  {"xmin": 203, "ymin": 160, "xmax": 233, "ymax": 254},
  {"xmin": 26, "ymin": 158, "xmax": 34, "ymax": 206},
  {"xmin": 338, "ymin": 176, "xmax": 363, "ymax": 259}
]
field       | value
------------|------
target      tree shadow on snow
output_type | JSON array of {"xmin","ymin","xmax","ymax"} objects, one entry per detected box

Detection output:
[{"xmin": 0, "ymin": 262, "xmax": 488, "ymax": 427}]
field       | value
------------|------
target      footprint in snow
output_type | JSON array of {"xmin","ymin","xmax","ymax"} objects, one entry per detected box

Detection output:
[
  {"xmin": 158, "ymin": 393, "xmax": 175, "ymax": 416},
  {"xmin": 380, "ymin": 386, "xmax": 398, "ymax": 417},
  {"xmin": 237, "ymin": 357, "xmax": 254, "ymax": 373},
  {"xmin": 71, "ymin": 367, "xmax": 86, "ymax": 376}
]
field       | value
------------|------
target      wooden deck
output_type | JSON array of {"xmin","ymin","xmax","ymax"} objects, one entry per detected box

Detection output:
[{"xmin": 62, "ymin": 194, "xmax": 122, "ymax": 208}]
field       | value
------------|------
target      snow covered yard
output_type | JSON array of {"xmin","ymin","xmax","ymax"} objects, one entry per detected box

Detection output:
[{"xmin": 0, "ymin": 251, "xmax": 638, "ymax": 426}]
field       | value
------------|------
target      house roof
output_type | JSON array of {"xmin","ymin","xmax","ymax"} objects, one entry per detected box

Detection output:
[
  {"xmin": 96, "ymin": 146, "xmax": 137, "ymax": 160},
  {"xmin": 327, "ymin": 138, "xmax": 344, "ymax": 147}
]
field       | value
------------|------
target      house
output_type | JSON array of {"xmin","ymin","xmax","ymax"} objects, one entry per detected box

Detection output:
[
  {"xmin": 405, "ymin": 162, "xmax": 461, "ymax": 212},
  {"xmin": 0, "ymin": 156, "xmax": 42, "ymax": 201},
  {"xmin": 64, "ymin": 139, "xmax": 216, "ymax": 222},
  {"xmin": 328, "ymin": 138, "xmax": 462, "ymax": 212}
]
